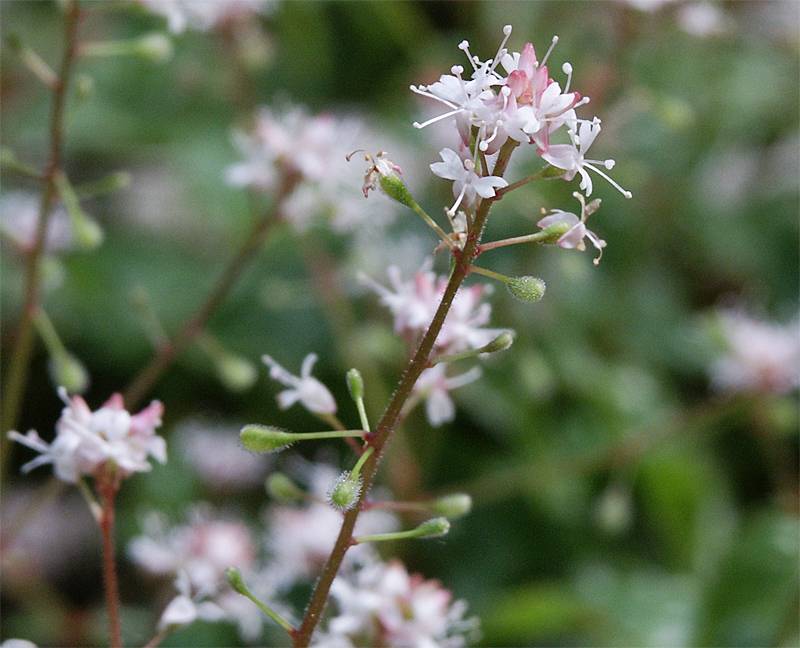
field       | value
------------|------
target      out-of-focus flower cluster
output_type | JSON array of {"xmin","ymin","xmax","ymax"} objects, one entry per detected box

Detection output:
[
  {"xmin": 314, "ymin": 559, "xmax": 479, "ymax": 648},
  {"xmin": 711, "ymin": 309, "xmax": 800, "ymax": 395},
  {"xmin": 137, "ymin": 0, "xmax": 275, "ymax": 34},
  {"xmin": 7, "ymin": 388, "xmax": 165, "ymax": 483},
  {"xmin": 225, "ymin": 105, "xmax": 410, "ymax": 233}
]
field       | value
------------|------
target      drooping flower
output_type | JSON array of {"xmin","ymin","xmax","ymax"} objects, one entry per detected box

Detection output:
[
  {"xmin": 537, "ymin": 191, "xmax": 607, "ymax": 264},
  {"xmin": 7, "ymin": 388, "xmax": 165, "ymax": 483},
  {"xmin": 352, "ymin": 150, "xmax": 404, "ymax": 198},
  {"xmin": 315, "ymin": 558, "xmax": 479, "ymax": 648},
  {"xmin": 711, "ymin": 310, "xmax": 800, "ymax": 394},
  {"xmin": 413, "ymin": 364, "xmax": 483, "ymax": 427},
  {"xmin": 262, "ymin": 353, "xmax": 337, "ymax": 415},
  {"xmin": 541, "ymin": 117, "xmax": 632, "ymax": 198},
  {"xmin": 430, "ymin": 148, "xmax": 508, "ymax": 215}
]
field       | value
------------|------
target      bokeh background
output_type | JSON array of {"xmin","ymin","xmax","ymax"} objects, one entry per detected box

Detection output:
[{"xmin": 1, "ymin": 1, "xmax": 798, "ymax": 646}]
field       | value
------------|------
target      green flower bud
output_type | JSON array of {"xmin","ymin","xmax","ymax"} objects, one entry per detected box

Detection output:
[
  {"xmin": 240, "ymin": 425, "xmax": 295, "ymax": 453},
  {"xmin": 217, "ymin": 354, "xmax": 257, "ymax": 392},
  {"xmin": 507, "ymin": 276, "xmax": 546, "ymax": 303},
  {"xmin": 75, "ymin": 73, "xmax": 94, "ymax": 101},
  {"xmin": 481, "ymin": 332, "xmax": 515, "ymax": 354},
  {"xmin": 225, "ymin": 567, "xmax": 247, "ymax": 595},
  {"xmin": 538, "ymin": 221, "xmax": 571, "ymax": 244},
  {"xmin": 71, "ymin": 214, "xmax": 104, "ymax": 250},
  {"xmin": 266, "ymin": 472, "xmax": 305, "ymax": 503},
  {"xmin": 136, "ymin": 33, "xmax": 173, "ymax": 63},
  {"xmin": 49, "ymin": 351, "xmax": 90, "ymax": 394},
  {"xmin": 379, "ymin": 173, "xmax": 415, "ymax": 208},
  {"xmin": 327, "ymin": 471, "xmax": 362, "ymax": 511},
  {"xmin": 415, "ymin": 517, "xmax": 451, "ymax": 538},
  {"xmin": 431, "ymin": 493, "xmax": 472, "ymax": 519},
  {"xmin": 346, "ymin": 368, "xmax": 364, "ymax": 402}
]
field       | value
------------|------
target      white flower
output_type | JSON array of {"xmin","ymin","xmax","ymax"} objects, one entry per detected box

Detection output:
[
  {"xmin": 1, "ymin": 641, "xmax": 38, "ymax": 648},
  {"xmin": 712, "ymin": 310, "xmax": 800, "ymax": 394},
  {"xmin": 0, "ymin": 191, "xmax": 73, "ymax": 253},
  {"xmin": 317, "ymin": 559, "xmax": 478, "ymax": 648},
  {"xmin": 176, "ymin": 419, "xmax": 268, "ymax": 491},
  {"xmin": 361, "ymin": 262, "xmax": 505, "ymax": 354},
  {"xmin": 414, "ymin": 364, "xmax": 483, "ymax": 427},
  {"xmin": 541, "ymin": 118, "xmax": 632, "ymax": 198},
  {"xmin": 537, "ymin": 191, "xmax": 606, "ymax": 264},
  {"xmin": 138, "ymin": 0, "xmax": 275, "ymax": 34},
  {"xmin": 7, "ymin": 388, "xmax": 165, "ymax": 483},
  {"xmin": 261, "ymin": 353, "xmax": 337, "ymax": 415},
  {"xmin": 430, "ymin": 148, "xmax": 508, "ymax": 215},
  {"xmin": 677, "ymin": 2, "xmax": 731, "ymax": 37}
]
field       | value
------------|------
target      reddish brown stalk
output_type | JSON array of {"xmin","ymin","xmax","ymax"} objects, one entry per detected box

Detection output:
[
  {"xmin": 98, "ymin": 471, "xmax": 122, "ymax": 648},
  {"xmin": 123, "ymin": 175, "xmax": 299, "ymax": 409},
  {"xmin": 291, "ymin": 140, "xmax": 519, "ymax": 647},
  {"xmin": 1, "ymin": 0, "xmax": 81, "ymax": 446}
]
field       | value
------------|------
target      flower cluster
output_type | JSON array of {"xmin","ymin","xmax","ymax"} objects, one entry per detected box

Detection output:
[
  {"xmin": 138, "ymin": 0, "xmax": 275, "ymax": 34},
  {"xmin": 411, "ymin": 25, "xmax": 630, "ymax": 262},
  {"xmin": 7, "ymin": 388, "xmax": 165, "ymax": 483},
  {"xmin": 315, "ymin": 559, "xmax": 478, "ymax": 648},
  {"xmin": 711, "ymin": 310, "xmax": 800, "ymax": 394},
  {"xmin": 362, "ymin": 263, "xmax": 508, "ymax": 426},
  {"xmin": 129, "ymin": 506, "xmax": 272, "ymax": 640},
  {"xmin": 226, "ymin": 105, "xmax": 406, "ymax": 232}
]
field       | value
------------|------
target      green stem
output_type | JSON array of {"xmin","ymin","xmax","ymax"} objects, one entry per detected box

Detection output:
[
  {"xmin": 479, "ymin": 228, "xmax": 557, "ymax": 253},
  {"xmin": 408, "ymin": 200, "xmax": 454, "ymax": 248},
  {"xmin": 291, "ymin": 139, "xmax": 519, "ymax": 648},
  {"xmin": 468, "ymin": 264, "xmax": 511, "ymax": 284},
  {"xmin": 350, "ymin": 446, "xmax": 374, "ymax": 480},
  {"xmin": 31, "ymin": 308, "xmax": 67, "ymax": 357}
]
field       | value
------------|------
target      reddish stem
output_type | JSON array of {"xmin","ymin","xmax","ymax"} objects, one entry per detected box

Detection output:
[{"xmin": 98, "ymin": 471, "xmax": 122, "ymax": 648}]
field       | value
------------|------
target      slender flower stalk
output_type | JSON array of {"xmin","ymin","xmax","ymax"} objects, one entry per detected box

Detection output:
[
  {"xmin": 291, "ymin": 139, "xmax": 520, "ymax": 648},
  {"xmin": 98, "ymin": 470, "xmax": 123, "ymax": 648},
  {"xmin": 430, "ymin": 332, "xmax": 514, "ymax": 365},
  {"xmin": 479, "ymin": 223, "xmax": 569, "ymax": 253},
  {"xmin": 353, "ymin": 516, "xmax": 450, "ymax": 544},
  {"xmin": 225, "ymin": 568, "xmax": 296, "ymax": 635},
  {"xmin": 2, "ymin": 0, "xmax": 80, "ymax": 455},
  {"xmin": 123, "ymin": 174, "xmax": 299, "ymax": 408}
]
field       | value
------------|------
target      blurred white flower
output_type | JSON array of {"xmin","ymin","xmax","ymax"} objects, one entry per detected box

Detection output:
[
  {"xmin": 176, "ymin": 418, "xmax": 268, "ymax": 490},
  {"xmin": 413, "ymin": 364, "xmax": 482, "ymax": 427},
  {"xmin": 1, "ymin": 641, "xmax": 38, "ymax": 648},
  {"xmin": 130, "ymin": 507, "xmax": 276, "ymax": 641},
  {"xmin": 7, "ymin": 388, "xmax": 165, "ymax": 483},
  {"xmin": 225, "ymin": 104, "xmax": 407, "ymax": 232},
  {"xmin": 262, "ymin": 353, "xmax": 337, "ymax": 415},
  {"xmin": 138, "ymin": 0, "xmax": 275, "ymax": 34},
  {"xmin": 361, "ymin": 262, "xmax": 505, "ymax": 354},
  {"xmin": 712, "ymin": 310, "xmax": 800, "ymax": 394},
  {"xmin": 0, "ymin": 191, "xmax": 73, "ymax": 253},
  {"xmin": 677, "ymin": 2, "xmax": 732, "ymax": 37},
  {"xmin": 316, "ymin": 559, "xmax": 478, "ymax": 648}
]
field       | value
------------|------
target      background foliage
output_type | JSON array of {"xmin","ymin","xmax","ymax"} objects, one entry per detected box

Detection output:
[{"xmin": 1, "ymin": 1, "xmax": 798, "ymax": 646}]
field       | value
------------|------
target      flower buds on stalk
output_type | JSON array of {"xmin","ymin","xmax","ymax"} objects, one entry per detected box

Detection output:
[
  {"xmin": 265, "ymin": 472, "xmax": 306, "ymax": 503},
  {"xmin": 506, "ymin": 276, "xmax": 546, "ymax": 303},
  {"xmin": 240, "ymin": 425, "xmax": 366, "ymax": 454},
  {"xmin": 431, "ymin": 493, "xmax": 473, "ymax": 519}
]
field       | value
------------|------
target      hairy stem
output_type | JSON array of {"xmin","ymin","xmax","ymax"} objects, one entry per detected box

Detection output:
[
  {"xmin": 1, "ymin": 0, "xmax": 81, "ymax": 453},
  {"xmin": 123, "ymin": 176, "xmax": 298, "ymax": 408},
  {"xmin": 292, "ymin": 140, "xmax": 518, "ymax": 647},
  {"xmin": 98, "ymin": 473, "xmax": 122, "ymax": 648}
]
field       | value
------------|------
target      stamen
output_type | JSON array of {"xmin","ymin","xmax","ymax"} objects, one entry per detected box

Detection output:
[
  {"xmin": 562, "ymin": 62, "xmax": 573, "ymax": 93},
  {"xmin": 583, "ymin": 162, "xmax": 633, "ymax": 198},
  {"xmin": 479, "ymin": 121, "xmax": 503, "ymax": 151},
  {"xmin": 409, "ymin": 85, "xmax": 459, "ymax": 109},
  {"xmin": 447, "ymin": 183, "xmax": 469, "ymax": 216},
  {"xmin": 345, "ymin": 149, "xmax": 365, "ymax": 162},
  {"xmin": 540, "ymin": 35, "xmax": 559, "ymax": 67},
  {"xmin": 413, "ymin": 108, "xmax": 462, "ymax": 129},
  {"xmin": 458, "ymin": 40, "xmax": 478, "ymax": 71},
  {"xmin": 489, "ymin": 25, "xmax": 513, "ymax": 73}
]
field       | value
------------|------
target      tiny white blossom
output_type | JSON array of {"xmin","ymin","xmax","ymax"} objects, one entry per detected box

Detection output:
[
  {"xmin": 7, "ymin": 388, "xmax": 165, "ymax": 483},
  {"xmin": 541, "ymin": 118, "xmax": 632, "ymax": 198},
  {"xmin": 261, "ymin": 353, "xmax": 337, "ymax": 415},
  {"xmin": 430, "ymin": 148, "xmax": 508, "ymax": 215},
  {"xmin": 138, "ymin": 0, "xmax": 275, "ymax": 34},
  {"xmin": 537, "ymin": 191, "xmax": 606, "ymax": 264},
  {"xmin": 0, "ymin": 191, "xmax": 73, "ymax": 253},
  {"xmin": 316, "ymin": 559, "xmax": 478, "ymax": 648},
  {"xmin": 414, "ymin": 364, "xmax": 483, "ymax": 427}
]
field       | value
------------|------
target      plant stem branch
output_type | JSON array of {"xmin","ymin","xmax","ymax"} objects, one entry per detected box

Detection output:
[
  {"xmin": 478, "ymin": 229, "xmax": 554, "ymax": 253},
  {"xmin": 291, "ymin": 140, "xmax": 518, "ymax": 647},
  {"xmin": 98, "ymin": 472, "xmax": 122, "ymax": 648},
  {"xmin": 2, "ymin": 0, "xmax": 81, "ymax": 459},
  {"xmin": 123, "ymin": 176, "xmax": 298, "ymax": 409}
]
